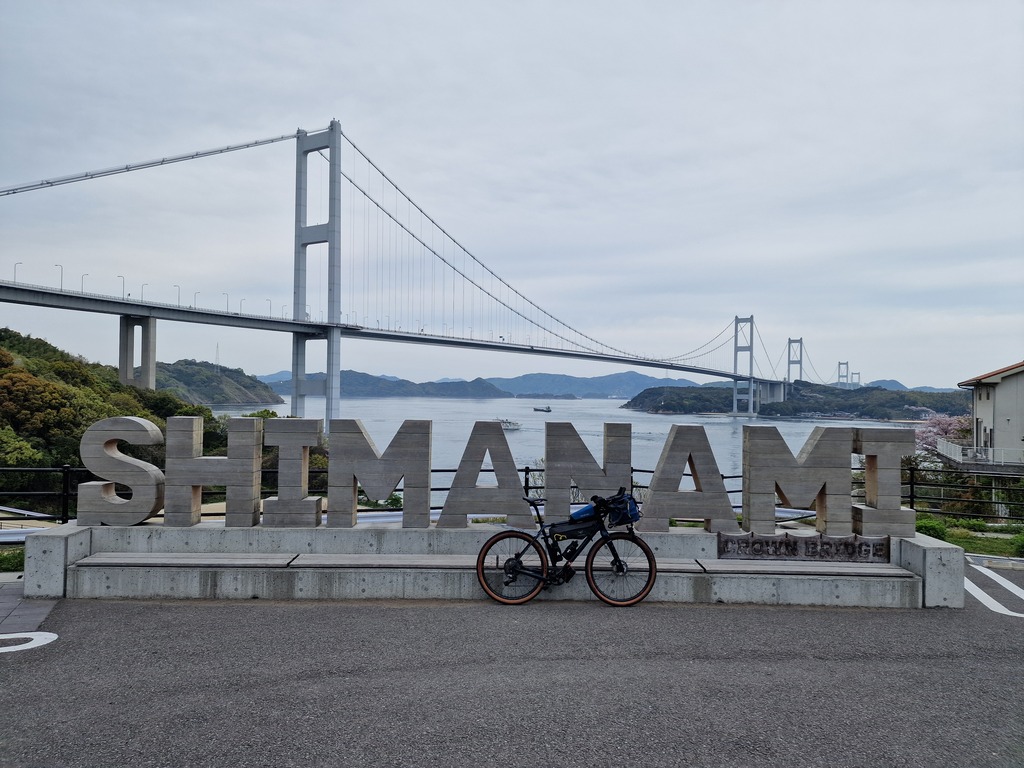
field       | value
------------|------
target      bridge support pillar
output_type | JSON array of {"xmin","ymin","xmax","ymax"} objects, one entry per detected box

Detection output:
[
  {"xmin": 118, "ymin": 316, "xmax": 157, "ymax": 389},
  {"xmin": 291, "ymin": 119, "xmax": 343, "ymax": 427}
]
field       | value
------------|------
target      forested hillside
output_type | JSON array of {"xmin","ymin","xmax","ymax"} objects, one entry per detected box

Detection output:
[
  {"xmin": 0, "ymin": 329, "xmax": 224, "ymax": 468},
  {"xmin": 623, "ymin": 380, "xmax": 970, "ymax": 419},
  {"xmin": 157, "ymin": 359, "xmax": 282, "ymax": 405}
]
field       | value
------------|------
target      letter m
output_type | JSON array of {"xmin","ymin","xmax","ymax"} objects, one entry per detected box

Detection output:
[
  {"xmin": 741, "ymin": 426, "xmax": 852, "ymax": 535},
  {"xmin": 327, "ymin": 419, "xmax": 431, "ymax": 528}
]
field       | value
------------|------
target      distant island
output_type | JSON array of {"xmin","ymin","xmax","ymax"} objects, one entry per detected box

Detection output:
[
  {"xmin": 622, "ymin": 380, "xmax": 970, "ymax": 420},
  {"xmin": 157, "ymin": 359, "xmax": 282, "ymax": 405}
]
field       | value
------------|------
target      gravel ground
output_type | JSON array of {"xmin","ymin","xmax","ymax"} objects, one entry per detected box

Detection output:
[{"xmin": 2, "ymin": 593, "xmax": 1023, "ymax": 768}]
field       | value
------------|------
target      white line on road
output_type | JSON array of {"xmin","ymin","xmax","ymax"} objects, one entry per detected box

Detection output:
[
  {"xmin": 0, "ymin": 631, "xmax": 58, "ymax": 653},
  {"xmin": 963, "ymin": 579, "xmax": 1024, "ymax": 616},
  {"xmin": 969, "ymin": 563, "xmax": 1024, "ymax": 601}
]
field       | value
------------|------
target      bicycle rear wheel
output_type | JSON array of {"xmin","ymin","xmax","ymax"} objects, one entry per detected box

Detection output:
[
  {"xmin": 476, "ymin": 530, "xmax": 548, "ymax": 605},
  {"xmin": 584, "ymin": 532, "xmax": 656, "ymax": 607}
]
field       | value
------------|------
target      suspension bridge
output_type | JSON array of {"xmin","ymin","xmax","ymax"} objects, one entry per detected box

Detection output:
[{"xmin": 0, "ymin": 121, "xmax": 852, "ymax": 421}]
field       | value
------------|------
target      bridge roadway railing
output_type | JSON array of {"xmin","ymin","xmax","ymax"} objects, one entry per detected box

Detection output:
[{"xmin": 0, "ymin": 282, "xmax": 787, "ymax": 395}]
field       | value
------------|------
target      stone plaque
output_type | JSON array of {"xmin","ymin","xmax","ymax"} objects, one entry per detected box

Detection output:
[{"xmin": 718, "ymin": 532, "xmax": 889, "ymax": 562}]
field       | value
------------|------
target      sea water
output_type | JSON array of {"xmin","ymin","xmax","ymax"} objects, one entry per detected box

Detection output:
[{"xmin": 211, "ymin": 396, "xmax": 907, "ymax": 478}]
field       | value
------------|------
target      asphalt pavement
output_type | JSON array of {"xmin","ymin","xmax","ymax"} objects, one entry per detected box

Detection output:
[{"xmin": 2, "ymin": 566, "xmax": 1023, "ymax": 768}]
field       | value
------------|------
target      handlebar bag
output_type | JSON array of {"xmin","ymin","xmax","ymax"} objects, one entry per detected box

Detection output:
[{"xmin": 607, "ymin": 495, "xmax": 642, "ymax": 527}]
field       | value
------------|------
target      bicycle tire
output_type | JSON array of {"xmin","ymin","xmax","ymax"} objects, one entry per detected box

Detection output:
[
  {"xmin": 584, "ymin": 532, "xmax": 656, "ymax": 607},
  {"xmin": 476, "ymin": 530, "xmax": 548, "ymax": 605}
]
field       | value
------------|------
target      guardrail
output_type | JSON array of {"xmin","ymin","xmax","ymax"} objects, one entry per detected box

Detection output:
[
  {"xmin": 936, "ymin": 438, "xmax": 1024, "ymax": 466},
  {"xmin": 1, "ymin": 463, "xmax": 1021, "ymax": 526},
  {"xmin": 904, "ymin": 465, "xmax": 1024, "ymax": 522}
]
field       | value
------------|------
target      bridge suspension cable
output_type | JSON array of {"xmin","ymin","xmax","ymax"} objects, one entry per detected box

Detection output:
[
  {"xmin": 754, "ymin": 324, "xmax": 783, "ymax": 380},
  {"xmin": 800, "ymin": 344, "xmax": 835, "ymax": 385},
  {"xmin": 662, "ymin": 320, "xmax": 734, "ymax": 362},
  {"xmin": 0, "ymin": 131, "xmax": 308, "ymax": 197},
  {"xmin": 1, "ymin": 121, "xmax": 812, "ymax": 386},
  {"xmin": 332, "ymin": 129, "xmax": 646, "ymax": 360}
]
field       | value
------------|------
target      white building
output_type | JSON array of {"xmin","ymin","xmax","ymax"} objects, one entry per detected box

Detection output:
[{"xmin": 950, "ymin": 361, "xmax": 1024, "ymax": 466}]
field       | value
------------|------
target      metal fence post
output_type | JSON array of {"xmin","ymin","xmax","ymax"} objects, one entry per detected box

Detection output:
[{"xmin": 60, "ymin": 464, "xmax": 72, "ymax": 524}]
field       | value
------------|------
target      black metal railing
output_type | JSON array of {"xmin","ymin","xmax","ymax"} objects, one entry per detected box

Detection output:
[
  {"xmin": 903, "ymin": 465, "xmax": 1024, "ymax": 522},
  {"xmin": 1, "ymin": 464, "xmax": 1021, "ymax": 525}
]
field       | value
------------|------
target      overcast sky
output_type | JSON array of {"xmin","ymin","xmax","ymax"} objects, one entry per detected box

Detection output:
[{"xmin": 1, "ymin": 1, "xmax": 1022, "ymax": 389}]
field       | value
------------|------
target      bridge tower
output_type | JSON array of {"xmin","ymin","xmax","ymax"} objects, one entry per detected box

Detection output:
[
  {"xmin": 732, "ymin": 316, "xmax": 755, "ymax": 414},
  {"xmin": 291, "ymin": 120, "xmax": 343, "ymax": 423},
  {"xmin": 787, "ymin": 337, "xmax": 803, "ymax": 390},
  {"xmin": 837, "ymin": 361, "xmax": 849, "ymax": 389}
]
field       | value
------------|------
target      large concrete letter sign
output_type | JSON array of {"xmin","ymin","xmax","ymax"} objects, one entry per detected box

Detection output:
[
  {"xmin": 77, "ymin": 417, "xmax": 165, "ymax": 526},
  {"xmin": 262, "ymin": 419, "xmax": 324, "ymax": 527},
  {"xmin": 544, "ymin": 422, "xmax": 632, "ymax": 517},
  {"xmin": 165, "ymin": 417, "xmax": 263, "ymax": 527},
  {"xmin": 643, "ymin": 425, "xmax": 737, "ymax": 532},
  {"xmin": 742, "ymin": 426, "xmax": 852, "ymax": 535},
  {"xmin": 327, "ymin": 419, "xmax": 431, "ymax": 528},
  {"xmin": 437, "ymin": 420, "xmax": 528, "ymax": 528},
  {"xmin": 853, "ymin": 427, "xmax": 916, "ymax": 536}
]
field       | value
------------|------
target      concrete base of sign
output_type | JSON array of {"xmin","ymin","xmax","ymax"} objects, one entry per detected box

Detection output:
[{"xmin": 23, "ymin": 522, "xmax": 963, "ymax": 608}]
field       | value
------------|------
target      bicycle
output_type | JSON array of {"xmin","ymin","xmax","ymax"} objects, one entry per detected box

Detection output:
[{"xmin": 475, "ymin": 487, "xmax": 657, "ymax": 607}]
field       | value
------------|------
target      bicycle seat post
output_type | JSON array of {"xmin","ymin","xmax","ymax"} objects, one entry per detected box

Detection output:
[{"xmin": 524, "ymin": 496, "xmax": 545, "ymax": 526}]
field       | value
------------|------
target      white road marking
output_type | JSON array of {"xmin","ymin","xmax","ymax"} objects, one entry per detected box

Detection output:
[
  {"xmin": 969, "ymin": 563, "xmax": 1024, "ymax": 601},
  {"xmin": 964, "ymin": 572, "xmax": 1024, "ymax": 617},
  {"xmin": 0, "ymin": 631, "xmax": 58, "ymax": 653}
]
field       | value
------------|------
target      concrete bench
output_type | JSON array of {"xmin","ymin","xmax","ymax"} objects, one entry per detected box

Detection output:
[
  {"xmin": 27, "ymin": 523, "xmax": 958, "ymax": 607},
  {"xmin": 64, "ymin": 551, "xmax": 921, "ymax": 607}
]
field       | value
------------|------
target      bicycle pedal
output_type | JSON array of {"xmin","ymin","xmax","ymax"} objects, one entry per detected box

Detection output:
[{"xmin": 562, "ymin": 564, "xmax": 575, "ymax": 583}]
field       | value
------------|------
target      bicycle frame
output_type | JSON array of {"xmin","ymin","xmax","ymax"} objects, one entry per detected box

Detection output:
[
  {"xmin": 476, "ymin": 490, "xmax": 657, "ymax": 606},
  {"xmin": 524, "ymin": 498, "xmax": 630, "ymax": 587}
]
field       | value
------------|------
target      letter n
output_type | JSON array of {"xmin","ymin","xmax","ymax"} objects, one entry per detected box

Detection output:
[
  {"xmin": 77, "ymin": 417, "xmax": 165, "ymax": 526},
  {"xmin": 327, "ymin": 419, "xmax": 431, "ymax": 528},
  {"xmin": 742, "ymin": 426, "xmax": 852, "ymax": 535},
  {"xmin": 544, "ymin": 423, "xmax": 631, "ymax": 517}
]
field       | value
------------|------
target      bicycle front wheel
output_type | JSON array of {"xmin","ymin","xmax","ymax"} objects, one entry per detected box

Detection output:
[
  {"xmin": 584, "ymin": 532, "xmax": 656, "ymax": 607},
  {"xmin": 476, "ymin": 530, "xmax": 548, "ymax": 605}
]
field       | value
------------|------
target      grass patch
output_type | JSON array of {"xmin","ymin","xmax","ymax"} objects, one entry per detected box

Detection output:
[
  {"xmin": 0, "ymin": 547, "xmax": 25, "ymax": 572},
  {"xmin": 944, "ymin": 532, "xmax": 1021, "ymax": 557}
]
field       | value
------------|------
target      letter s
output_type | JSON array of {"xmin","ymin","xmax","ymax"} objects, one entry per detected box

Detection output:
[{"xmin": 76, "ymin": 417, "xmax": 165, "ymax": 526}]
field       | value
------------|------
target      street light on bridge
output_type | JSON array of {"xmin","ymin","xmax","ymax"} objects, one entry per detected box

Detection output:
[
  {"xmin": 54, "ymin": 264, "xmax": 63, "ymax": 290},
  {"xmin": 117, "ymin": 275, "xmax": 125, "ymax": 299},
  {"xmin": 223, "ymin": 292, "xmax": 229, "ymax": 312},
  {"xmin": 193, "ymin": 291, "xmax": 200, "ymax": 307},
  {"xmin": 239, "ymin": 298, "xmax": 245, "ymax": 314},
  {"xmin": 141, "ymin": 283, "xmax": 147, "ymax": 301},
  {"xmin": 173, "ymin": 285, "xmax": 181, "ymax": 306},
  {"xmin": 13, "ymin": 262, "xmax": 21, "ymax": 282},
  {"xmin": 81, "ymin": 273, "xmax": 88, "ymax": 293}
]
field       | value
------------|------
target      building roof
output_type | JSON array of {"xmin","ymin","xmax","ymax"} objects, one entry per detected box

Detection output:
[{"xmin": 958, "ymin": 360, "xmax": 1024, "ymax": 388}]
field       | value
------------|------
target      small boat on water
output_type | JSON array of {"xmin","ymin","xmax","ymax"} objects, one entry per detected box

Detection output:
[
  {"xmin": 497, "ymin": 418, "xmax": 521, "ymax": 431},
  {"xmin": 533, "ymin": 406, "xmax": 552, "ymax": 412}
]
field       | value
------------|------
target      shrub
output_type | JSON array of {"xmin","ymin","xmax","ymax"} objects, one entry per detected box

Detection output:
[
  {"xmin": 0, "ymin": 546, "xmax": 25, "ymax": 572},
  {"xmin": 1012, "ymin": 534, "xmax": 1024, "ymax": 558},
  {"xmin": 916, "ymin": 517, "xmax": 947, "ymax": 541},
  {"xmin": 950, "ymin": 518, "xmax": 989, "ymax": 532}
]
